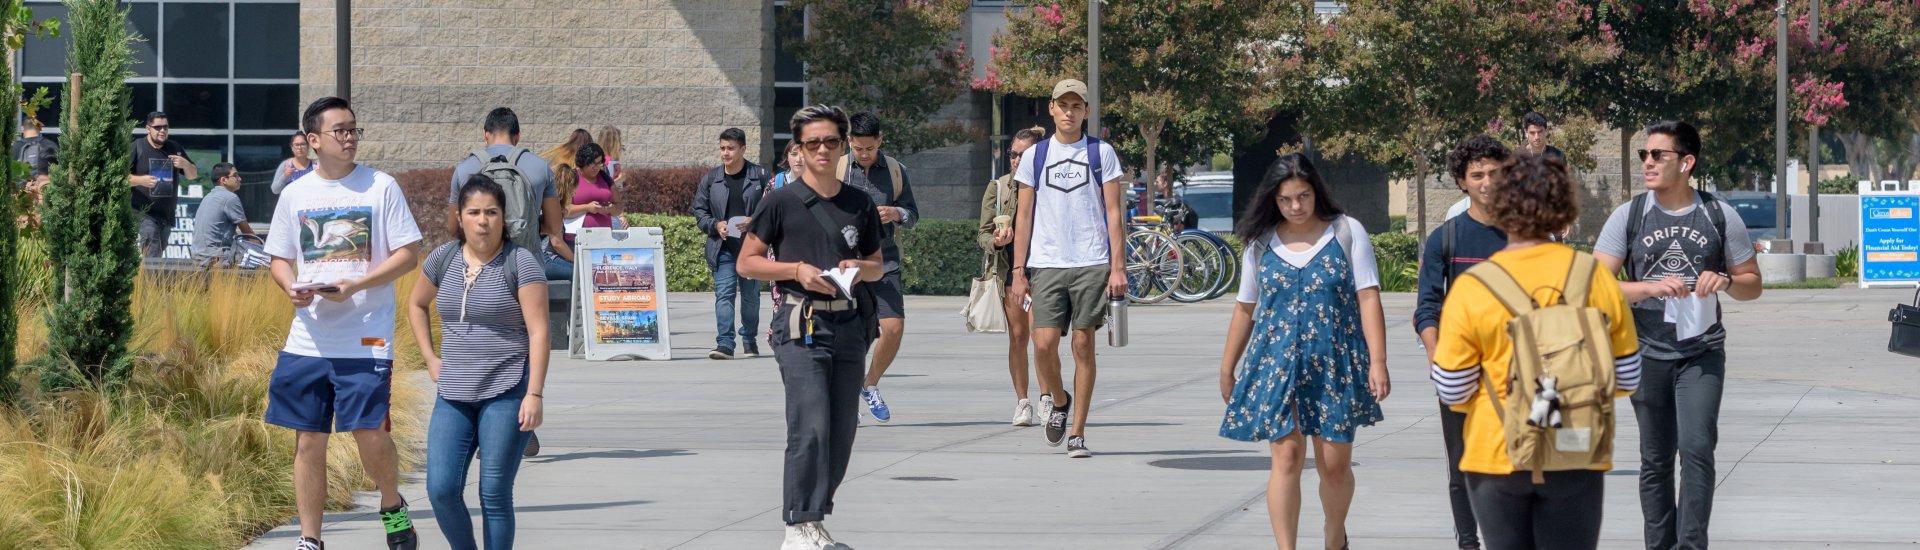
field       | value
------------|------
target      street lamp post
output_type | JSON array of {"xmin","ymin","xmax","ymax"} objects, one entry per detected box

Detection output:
[
  {"xmin": 1086, "ymin": 0, "xmax": 1100, "ymax": 140},
  {"xmin": 1770, "ymin": 0, "xmax": 1791, "ymax": 253},
  {"xmin": 1805, "ymin": 0, "xmax": 1824, "ymax": 254},
  {"xmin": 336, "ymin": 0, "xmax": 350, "ymax": 100}
]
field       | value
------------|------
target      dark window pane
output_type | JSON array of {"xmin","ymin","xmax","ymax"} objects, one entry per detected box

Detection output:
[
  {"xmin": 234, "ymin": 84, "xmax": 298, "ymax": 130},
  {"xmin": 23, "ymin": 82, "xmax": 63, "ymax": 131},
  {"xmin": 162, "ymin": 83, "xmax": 228, "ymax": 130},
  {"xmin": 130, "ymin": 83, "xmax": 159, "ymax": 125},
  {"xmin": 774, "ymin": 6, "xmax": 804, "ymax": 82},
  {"xmin": 129, "ymin": 3, "xmax": 158, "ymax": 77},
  {"xmin": 163, "ymin": 3, "xmax": 228, "ymax": 78},
  {"xmin": 234, "ymin": 134, "xmax": 290, "ymax": 223},
  {"xmin": 20, "ymin": 3, "xmax": 69, "ymax": 77},
  {"xmin": 774, "ymin": 87, "xmax": 803, "ymax": 135},
  {"xmin": 234, "ymin": 3, "xmax": 298, "ymax": 79}
]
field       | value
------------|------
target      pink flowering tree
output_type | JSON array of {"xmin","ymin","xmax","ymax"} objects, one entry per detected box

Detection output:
[{"xmin": 784, "ymin": 0, "xmax": 975, "ymax": 155}]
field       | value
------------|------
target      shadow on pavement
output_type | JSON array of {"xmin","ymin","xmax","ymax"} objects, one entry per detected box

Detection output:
[{"xmin": 527, "ymin": 448, "xmax": 694, "ymax": 464}]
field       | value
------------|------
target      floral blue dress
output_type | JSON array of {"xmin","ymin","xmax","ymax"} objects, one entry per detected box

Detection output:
[{"xmin": 1220, "ymin": 236, "xmax": 1383, "ymax": 443}]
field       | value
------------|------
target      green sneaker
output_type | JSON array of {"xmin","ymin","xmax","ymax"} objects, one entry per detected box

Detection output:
[{"xmin": 379, "ymin": 500, "xmax": 418, "ymax": 550}]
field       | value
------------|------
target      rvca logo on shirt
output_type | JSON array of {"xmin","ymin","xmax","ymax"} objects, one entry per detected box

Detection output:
[{"xmin": 1045, "ymin": 159, "xmax": 1092, "ymax": 193}]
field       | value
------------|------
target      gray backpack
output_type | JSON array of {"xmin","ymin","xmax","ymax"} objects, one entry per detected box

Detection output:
[{"xmin": 470, "ymin": 147, "xmax": 544, "ymax": 254}]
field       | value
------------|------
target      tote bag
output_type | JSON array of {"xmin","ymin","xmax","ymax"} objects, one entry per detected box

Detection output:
[{"xmin": 961, "ymin": 179, "xmax": 1010, "ymax": 334}]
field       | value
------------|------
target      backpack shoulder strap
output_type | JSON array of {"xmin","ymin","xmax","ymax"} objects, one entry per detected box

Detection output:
[
  {"xmin": 1463, "ymin": 261, "xmax": 1535, "ymax": 317},
  {"xmin": 836, "ymin": 154, "xmax": 850, "ymax": 183},
  {"xmin": 502, "ymin": 241, "xmax": 522, "ymax": 295},
  {"xmin": 794, "ymin": 184, "xmax": 852, "ymax": 261},
  {"xmin": 1696, "ymin": 189, "xmax": 1728, "ymax": 248},
  {"xmin": 424, "ymin": 243, "xmax": 457, "ymax": 288},
  {"xmin": 470, "ymin": 147, "xmax": 496, "ymax": 163},
  {"xmin": 1331, "ymin": 215, "xmax": 1353, "ymax": 253},
  {"xmin": 1562, "ymin": 251, "xmax": 1598, "ymax": 307},
  {"xmin": 1623, "ymin": 192, "xmax": 1648, "ymax": 281},
  {"xmin": 885, "ymin": 155, "xmax": 904, "ymax": 189}
]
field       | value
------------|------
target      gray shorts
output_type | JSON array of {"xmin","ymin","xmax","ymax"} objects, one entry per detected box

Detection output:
[{"xmin": 1029, "ymin": 264, "xmax": 1110, "ymax": 331}]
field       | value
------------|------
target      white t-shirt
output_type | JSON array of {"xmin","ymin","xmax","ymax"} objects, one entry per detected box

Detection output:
[
  {"xmin": 1013, "ymin": 136, "xmax": 1124, "ymax": 269},
  {"xmin": 266, "ymin": 165, "xmax": 423, "ymax": 359},
  {"xmin": 1445, "ymin": 197, "xmax": 1471, "ymax": 221},
  {"xmin": 1235, "ymin": 216, "xmax": 1380, "ymax": 303}
]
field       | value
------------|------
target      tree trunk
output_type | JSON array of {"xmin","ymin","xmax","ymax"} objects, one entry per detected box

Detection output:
[
  {"xmin": 1414, "ymin": 127, "xmax": 1430, "ymax": 247},
  {"xmin": 1842, "ymin": 131, "xmax": 1873, "ymax": 181},
  {"xmin": 1620, "ymin": 125, "xmax": 1632, "ymax": 203},
  {"xmin": 1142, "ymin": 119, "xmax": 1163, "ymax": 208}
]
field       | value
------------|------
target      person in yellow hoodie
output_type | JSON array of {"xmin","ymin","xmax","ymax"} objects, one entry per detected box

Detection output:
[{"xmin": 1431, "ymin": 153, "xmax": 1642, "ymax": 549}]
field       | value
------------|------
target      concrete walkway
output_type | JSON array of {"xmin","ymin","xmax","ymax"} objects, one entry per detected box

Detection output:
[{"xmin": 246, "ymin": 290, "xmax": 1920, "ymax": 549}]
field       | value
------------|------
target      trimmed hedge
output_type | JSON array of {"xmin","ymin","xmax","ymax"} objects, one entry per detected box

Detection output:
[{"xmin": 622, "ymin": 214, "xmax": 983, "ymax": 296}]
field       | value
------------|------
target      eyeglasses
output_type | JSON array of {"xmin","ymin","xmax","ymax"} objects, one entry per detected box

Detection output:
[
  {"xmin": 800, "ymin": 136, "xmax": 843, "ymax": 151},
  {"xmin": 1636, "ymin": 148, "xmax": 1683, "ymax": 162},
  {"xmin": 148, "ymin": 125, "xmax": 169, "ymax": 131},
  {"xmin": 319, "ymin": 127, "xmax": 366, "ymax": 141}
]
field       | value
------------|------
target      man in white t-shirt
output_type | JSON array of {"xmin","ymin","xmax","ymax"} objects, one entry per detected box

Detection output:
[
  {"xmin": 263, "ymin": 97, "xmax": 424, "ymax": 550},
  {"xmin": 1008, "ymin": 79, "xmax": 1128, "ymax": 459}
]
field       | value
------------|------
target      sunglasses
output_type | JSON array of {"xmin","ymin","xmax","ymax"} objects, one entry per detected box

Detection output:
[
  {"xmin": 149, "ymin": 125, "xmax": 169, "ymax": 131},
  {"xmin": 800, "ymin": 136, "xmax": 844, "ymax": 151},
  {"xmin": 1636, "ymin": 148, "xmax": 1684, "ymax": 162}
]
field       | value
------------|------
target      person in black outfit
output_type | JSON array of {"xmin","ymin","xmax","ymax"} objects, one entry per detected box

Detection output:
[
  {"xmin": 739, "ymin": 105, "xmax": 883, "ymax": 550},
  {"xmin": 1414, "ymin": 134, "xmax": 1513, "ymax": 550},
  {"xmin": 129, "ymin": 111, "xmax": 200, "ymax": 258},
  {"xmin": 692, "ymin": 127, "xmax": 769, "ymax": 359},
  {"xmin": 1521, "ymin": 111, "xmax": 1566, "ymax": 162}
]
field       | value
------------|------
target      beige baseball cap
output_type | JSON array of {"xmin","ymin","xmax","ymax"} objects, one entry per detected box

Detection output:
[{"xmin": 1051, "ymin": 79, "xmax": 1089, "ymax": 101}]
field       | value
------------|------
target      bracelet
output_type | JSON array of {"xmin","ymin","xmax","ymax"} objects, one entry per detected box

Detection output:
[
  {"xmin": 528, "ymin": 393, "xmax": 543, "ymax": 398},
  {"xmin": 793, "ymin": 263, "xmax": 801, "ymax": 280}
]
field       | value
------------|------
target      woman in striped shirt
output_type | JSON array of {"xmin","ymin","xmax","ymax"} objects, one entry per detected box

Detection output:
[{"xmin": 408, "ymin": 175, "xmax": 551, "ymax": 550}]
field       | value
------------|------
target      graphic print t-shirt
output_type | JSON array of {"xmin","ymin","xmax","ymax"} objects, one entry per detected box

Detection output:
[
  {"xmin": 746, "ymin": 183, "xmax": 883, "ymax": 302},
  {"xmin": 266, "ymin": 165, "xmax": 423, "ymax": 359},
  {"xmin": 1595, "ymin": 192, "xmax": 1754, "ymax": 359},
  {"xmin": 1013, "ymin": 136, "xmax": 1124, "ymax": 269}
]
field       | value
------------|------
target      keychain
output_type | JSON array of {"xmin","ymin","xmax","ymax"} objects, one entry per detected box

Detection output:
[{"xmin": 803, "ymin": 304, "xmax": 816, "ymax": 345}]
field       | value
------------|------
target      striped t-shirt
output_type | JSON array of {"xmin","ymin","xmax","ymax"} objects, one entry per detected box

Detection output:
[{"xmin": 429, "ymin": 242, "xmax": 547, "ymax": 402}]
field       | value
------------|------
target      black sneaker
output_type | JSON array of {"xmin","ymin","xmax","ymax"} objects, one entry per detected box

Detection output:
[
  {"xmin": 293, "ymin": 536, "xmax": 323, "ymax": 550},
  {"xmin": 1044, "ymin": 393, "xmax": 1071, "ymax": 447},
  {"xmin": 741, "ymin": 340, "xmax": 761, "ymax": 358},
  {"xmin": 1067, "ymin": 436, "xmax": 1091, "ymax": 458},
  {"xmin": 379, "ymin": 499, "xmax": 418, "ymax": 549},
  {"xmin": 523, "ymin": 431, "xmax": 540, "ymax": 457},
  {"xmin": 708, "ymin": 347, "xmax": 733, "ymax": 360}
]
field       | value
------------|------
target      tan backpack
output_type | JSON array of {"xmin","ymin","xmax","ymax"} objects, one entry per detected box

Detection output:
[{"xmin": 1463, "ymin": 252, "xmax": 1618, "ymax": 483}]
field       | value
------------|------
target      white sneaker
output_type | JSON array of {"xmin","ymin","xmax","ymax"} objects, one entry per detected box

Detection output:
[
  {"xmin": 1012, "ymin": 399, "xmax": 1035, "ymax": 426},
  {"xmin": 782, "ymin": 523, "xmax": 820, "ymax": 550},
  {"xmin": 1035, "ymin": 395, "xmax": 1051, "ymax": 422},
  {"xmin": 810, "ymin": 522, "xmax": 852, "ymax": 549}
]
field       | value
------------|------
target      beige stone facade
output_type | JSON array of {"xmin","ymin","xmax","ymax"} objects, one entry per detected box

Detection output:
[{"xmin": 298, "ymin": 0, "xmax": 774, "ymax": 174}]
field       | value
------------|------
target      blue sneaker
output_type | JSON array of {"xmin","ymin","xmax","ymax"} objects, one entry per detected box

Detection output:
[{"xmin": 862, "ymin": 386, "xmax": 891, "ymax": 423}]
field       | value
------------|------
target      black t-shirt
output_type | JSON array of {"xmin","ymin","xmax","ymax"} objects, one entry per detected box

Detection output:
[
  {"xmin": 724, "ymin": 168, "xmax": 747, "ymax": 219},
  {"xmin": 746, "ymin": 182, "xmax": 883, "ymax": 301},
  {"xmin": 130, "ymin": 137, "xmax": 190, "ymax": 223}
]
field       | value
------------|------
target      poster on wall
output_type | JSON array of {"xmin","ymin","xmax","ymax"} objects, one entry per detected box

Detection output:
[
  {"xmin": 588, "ymin": 249, "xmax": 660, "ymax": 345},
  {"xmin": 1859, "ymin": 193, "xmax": 1920, "ymax": 287}
]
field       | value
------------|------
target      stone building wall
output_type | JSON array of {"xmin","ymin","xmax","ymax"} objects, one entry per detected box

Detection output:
[{"xmin": 298, "ymin": 0, "xmax": 773, "ymax": 174}]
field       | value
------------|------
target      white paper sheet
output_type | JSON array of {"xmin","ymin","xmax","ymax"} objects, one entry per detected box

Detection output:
[
  {"xmin": 1663, "ymin": 293, "xmax": 1718, "ymax": 340},
  {"xmin": 823, "ymin": 266, "xmax": 860, "ymax": 299}
]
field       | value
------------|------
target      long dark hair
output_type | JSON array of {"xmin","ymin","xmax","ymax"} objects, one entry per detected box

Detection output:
[
  {"xmin": 454, "ymin": 174, "xmax": 508, "ymax": 245},
  {"xmin": 1234, "ymin": 153, "xmax": 1344, "ymax": 245}
]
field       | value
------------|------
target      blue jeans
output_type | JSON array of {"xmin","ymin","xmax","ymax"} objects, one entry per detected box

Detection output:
[
  {"xmin": 544, "ymin": 249, "xmax": 574, "ymax": 281},
  {"xmin": 713, "ymin": 247, "xmax": 761, "ymax": 349},
  {"xmin": 426, "ymin": 380, "xmax": 532, "ymax": 550}
]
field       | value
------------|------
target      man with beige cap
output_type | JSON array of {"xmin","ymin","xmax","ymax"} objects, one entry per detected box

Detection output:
[{"xmin": 1008, "ymin": 78, "xmax": 1128, "ymax": 458}]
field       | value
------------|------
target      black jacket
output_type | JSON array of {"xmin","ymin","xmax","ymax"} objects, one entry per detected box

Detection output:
[{"xmin": 692, "ymin": 161, "xmax": 767, "ymax": 267}]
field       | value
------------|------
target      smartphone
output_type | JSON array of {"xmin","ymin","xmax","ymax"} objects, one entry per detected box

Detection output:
[
  {"xmin": 291, "ymin": 281, "xmax": 340, "ymax": 293},
  {"xmin": 1022, "ymin": 294, "xmax": 1032, "ymax": 312}
]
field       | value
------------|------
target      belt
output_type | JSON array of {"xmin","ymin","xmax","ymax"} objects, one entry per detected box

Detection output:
[{"xmin": 785, "ymin": 294, "xmax": 854, "ymax": 344}]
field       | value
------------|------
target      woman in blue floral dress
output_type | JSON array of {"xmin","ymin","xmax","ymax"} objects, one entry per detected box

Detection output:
[{"xmin": 1217, "ymin": 153, "xmax": 1389, "ymax": 550}]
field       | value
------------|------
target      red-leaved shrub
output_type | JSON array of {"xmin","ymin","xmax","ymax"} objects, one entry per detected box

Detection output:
[
  {"xmin": 393, "ymin": 167, "xmax": 456, "ymax": 249},
  {"xmin": 617, "ymin": 166, "xmax": 709, "ymax": 216}
]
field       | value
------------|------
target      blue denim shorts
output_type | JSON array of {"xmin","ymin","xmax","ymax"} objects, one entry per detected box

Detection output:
[{"xmin": 264, "ymin": 352, "xmax": 394, "ymax": 433}]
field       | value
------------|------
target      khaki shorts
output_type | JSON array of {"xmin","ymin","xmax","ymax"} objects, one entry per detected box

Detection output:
[{"xmin": 1029, "ymin": 264, "xmax": 1111, "ymax": 331}]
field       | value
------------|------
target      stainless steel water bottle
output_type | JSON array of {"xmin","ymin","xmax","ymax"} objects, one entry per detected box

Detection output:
[{"xmin": 1107, "ymin": 297, "xmax": 1128, "ymax": 347}]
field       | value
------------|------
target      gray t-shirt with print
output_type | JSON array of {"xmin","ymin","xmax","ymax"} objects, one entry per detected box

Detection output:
[
  {"xmin": 191, "ymin": 186, "xmax": 247, "ymax": 260},
  {"xmin": 1595, "ymin": 192, "xmax": 1755, "ymax": 360}
]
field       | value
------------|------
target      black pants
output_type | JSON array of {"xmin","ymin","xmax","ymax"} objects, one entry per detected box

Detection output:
[
  {"xmin": 1439, "ymin": 400, "xmax": 1481, "ymax": 549},
  {"xmin": 774, "ymin": 309, "xmax": 871, "ymax": 524},
  {"xmin": 1465, "ymin": 470, "xmax": 1604, "ymax": 550},
  {"xmin": 1632, "ymin": 349, "xmax": 1726, "ymax": 550}
]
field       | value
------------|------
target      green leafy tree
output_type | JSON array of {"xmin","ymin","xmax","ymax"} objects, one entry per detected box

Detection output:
[
  {"xmin": 38, "ymin": 0, "xmax": 136, "ymax": 391},
  {"xmin": 784, "ymin": 0, "xmax": 975, "ymax": 155},
  {"xmin": 986, "ymin": 1, "xmax": 1284, "ymax": 202},
  {"xmin": 1293, "ymin": 0, "xmax": 1611, "ymax": 238}
]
